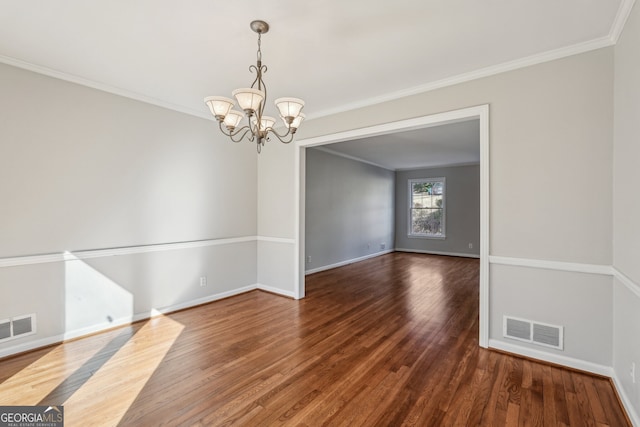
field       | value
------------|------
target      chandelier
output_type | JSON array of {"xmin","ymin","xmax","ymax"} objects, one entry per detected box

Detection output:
[{"xmin": 204, "ymin": 20, "xmax": 306, "ymax": 153}]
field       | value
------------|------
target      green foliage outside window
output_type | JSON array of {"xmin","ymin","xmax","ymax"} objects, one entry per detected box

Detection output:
[{"xmin": 410, "ymin": 179, "xmax": 444, "ymax": 237}]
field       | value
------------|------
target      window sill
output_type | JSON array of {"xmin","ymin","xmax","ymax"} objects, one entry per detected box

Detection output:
[{"xmin": 407, "ymin": 234, "xmax": 446, "ymax": 240}]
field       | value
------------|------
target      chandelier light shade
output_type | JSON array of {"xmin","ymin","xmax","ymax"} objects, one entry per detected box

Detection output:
[
  {"xmin": 287, "ymin": 113, "xmax": 306, "ymax": 130},
  {"xmin": 223, "ymin": 110, "xmax": 244, "ymax": 130},
  {"xmin": 204, "ymin": 96, "xmax": 234, "ymax": 120},
  {"xmin": 274, "ymin": 98, "xmax": 305, "ymax": 123},
  {"xmin": 253, "ymin": 115, "xmax": 277, "ymax": 132},
  {"xmin": 204, "ymin": 20, "xmax": 306, "ymax": 153}
]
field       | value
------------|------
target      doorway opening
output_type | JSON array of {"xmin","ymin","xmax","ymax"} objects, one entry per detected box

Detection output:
[{"xmin": 294, "ymin": 105, "xmax": 489, "ymax": 347}]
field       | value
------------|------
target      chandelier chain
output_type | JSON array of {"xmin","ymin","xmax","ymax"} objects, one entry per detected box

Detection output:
[{"xmin": 257, "ymin": 33, "xmax": 262, "ymax": 63}]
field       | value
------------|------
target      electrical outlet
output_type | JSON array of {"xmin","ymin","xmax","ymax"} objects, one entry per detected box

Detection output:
[
  {"xmin": 199, "ymin": 276, "xmax": 207, "ymax": 287},
  {"xmin": 307, "ymin": 256, "xmax": 311, "ymax": 264},
  {"xmin": 631, "ymin": 362, "xmax": 636, "ymax": 384},
  {"xmin": 380, "ymin": 243, "xmax": 385, "ymax": 250},
  {"xmin": 469, "ymin": 243, "xmax": 473, "ymax": 249}
]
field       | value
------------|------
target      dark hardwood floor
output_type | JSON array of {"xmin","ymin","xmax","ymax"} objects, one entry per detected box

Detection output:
[{"xmin": 0, "ymin": 252, "xmax": 630, "ymax": 426}]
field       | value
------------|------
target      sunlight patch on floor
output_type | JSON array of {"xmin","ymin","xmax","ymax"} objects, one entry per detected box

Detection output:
[
  {"xmin": 0, "ymin": 341, "xmax": 107, "ymax": 406},
  {"xmin": 62, "ymin": 315, "xmax": 184, "ymax": 426}
]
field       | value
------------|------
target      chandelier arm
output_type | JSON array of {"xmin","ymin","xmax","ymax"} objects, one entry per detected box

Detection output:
[
  {"xmin": 217, "ymin": 121, "xmax": 233, "ymax": 137},
  {"xmin": 249, "ymin": 65, "xmax": 260, "ymax": 88},
  {"xmin": 259, "ymin": 66, "xmax": 267, "ymax": 119},
  {"xmin": 229, "ymin": 127, "xmax": 254, "ymax": 143},
  {"xmin": 218, "ymin": 121, "xmax": 254, "ymax": 143},
  {"xmin": 266, "ymin": 127, "xmax": 295, "ymax": 144},
  {"xmin": 249, "ymin": 65, "xmax": 268, "ymax": 123}
]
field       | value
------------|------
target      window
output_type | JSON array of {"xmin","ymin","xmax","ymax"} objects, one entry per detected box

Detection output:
[{"xmin": 408, "ymin": 178, "xmax": 445, "ymax": 238}]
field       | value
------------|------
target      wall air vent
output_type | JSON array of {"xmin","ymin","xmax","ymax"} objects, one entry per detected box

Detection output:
[
  {"xmin": 533, "ymin": 323, "xmax": 562, "ymax": 348},
  {"xmin": 0, "ymin": 319, "xmax": 10, "ymax": 341},
  {"xmin": 503, "ymin": 316, "xmax": 563, "ymax": 350},
  {"xmin": 0, "ymin": 314, "xmax": 36, "ymax": 343},
  {"xmin": 505, "ymin": 317, "xmax": 531, "ymax": 341}
]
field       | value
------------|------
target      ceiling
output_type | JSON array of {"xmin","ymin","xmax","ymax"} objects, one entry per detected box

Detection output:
[
  {"xmin": 319, "ymin": 119, "xmax": 480, "ymax": 170},
  {"xmin": 0, "ymin": 1, "xmax": 631, "ymax": 122}
]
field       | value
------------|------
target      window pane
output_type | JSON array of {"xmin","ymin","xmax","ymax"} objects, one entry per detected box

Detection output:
[
  {"xmin": 411, "ymin": 208, "xmax": 443, "ymax": 235},
  {"xmin": 412, "ymin": 182, "xmax": 432, "ymax": 195},
  {"xmin": 432, "ymin": 182, "xmax": 443, "ymax": 195},
  {"xmin": 412, "ymin": 193, "xmax": 426, "ymax": 208}
]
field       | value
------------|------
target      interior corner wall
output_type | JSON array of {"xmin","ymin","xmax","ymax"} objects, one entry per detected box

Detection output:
[
  {"xmin": 613, "ymin": 0, "xmax": 640, "ymax": 420},
  {"xmin": 0, "ymin": 62, "xmax": 258, "ymax": 357},
  {"xmin": 304, "ymin": 148, "xmax": 395, "ymax": 273},
  {"xmin": 259, "ymin": 46, "xmax": 615, "ymax": 368},
  {"xmin": 256, "ymin": 139, "xmax": 298, "ymax": 295},
  {"xmin": 395, "ymin": 164, "xmax": 480, "ymax": 257}
]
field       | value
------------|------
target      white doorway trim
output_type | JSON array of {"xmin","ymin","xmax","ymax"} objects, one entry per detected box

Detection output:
[{"xmin": 293, "ymin": 104, "xmax": 490, "ymax": 348}]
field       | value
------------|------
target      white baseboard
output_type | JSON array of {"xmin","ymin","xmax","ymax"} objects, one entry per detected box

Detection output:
[
  {"xmin": 256, "ymin": 283, "xmax": 296, "ymax": 299},
  {"xmin": 0, "ymin": 334, "xmax": 68, "ymax": 360},
  {"xmin": 488, "ymin": 339, "xmax": 611, "ymax": 377},
  {"xmin": 611, "ymin": 369, "xmax": 640, "ymax": 426},
  {"xmin": 395, "ymin": 248, "xmax": 480, "ymax": 259},
  {"xmin": 305, "ymin": 250, "xmax": 394, "ymax": 275}
]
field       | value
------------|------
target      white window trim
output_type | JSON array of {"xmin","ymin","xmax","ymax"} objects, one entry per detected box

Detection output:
[{"xmin": 407, "ymin": 177, "xmax": 446, "ymax": 239}]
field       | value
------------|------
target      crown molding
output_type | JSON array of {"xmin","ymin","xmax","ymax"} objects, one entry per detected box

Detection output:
[
  {"xmin": 395, "ymin": 161, "xmax": 480, "ymax": 172},
  {"xmin": 0, "ymin": 54, "xmax": 212, "ymax": 121},
  {"xmin": 307, "ymin": 35, "xmax": 613, "ymax": 121},
  {"xmin": 609, "ymin": 0, "xmax": 637, "ymax": 43},
  {"xmin": 312, "ymin": 146, "xmax": 394, "ymax": 171}
]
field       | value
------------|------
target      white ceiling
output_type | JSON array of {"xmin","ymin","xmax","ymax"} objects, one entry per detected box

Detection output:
[
  {"xmin": 0, "ymin": 1, "xmax": 632, "ymax": 122},
  {"xmin": 319, "ymin": 119, "xmax": 480, "ymax": 170}
]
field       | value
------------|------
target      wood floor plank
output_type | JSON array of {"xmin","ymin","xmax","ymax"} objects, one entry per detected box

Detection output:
[
  {"xmin": 595, "ymin": 376, "xmax": 632, "ymax": 427},
  {"xmin": 551, "ymin": 365, "xmax": 571, "ymax": 425},
  {"xmin": 0, "ymin": 252, "xmax": 630, "ymax": 426},
  {"xmin": 541, "ymin": 364, "xmax": 557, "ymax": 426}
]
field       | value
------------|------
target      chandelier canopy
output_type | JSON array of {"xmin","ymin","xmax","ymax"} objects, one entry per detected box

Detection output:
[{"xmin": 204, "ymin": 20, "xmax": 305, "ymax": 153}]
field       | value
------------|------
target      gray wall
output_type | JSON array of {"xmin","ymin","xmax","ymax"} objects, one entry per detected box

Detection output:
[
  {"xmin": 0, "ymin": 62, "xmax": 258, "ymax": 356},
  {"xmin": 258, "ymin": 47, "xmax": 615, "ymax": 366},
  {"xmin": 305, "ymin": 148, "xmax": 395, "ymax": 273},
  {"xmin": 613, "ymin": 1, "xmax": 640, "ymax": 419},
  {"xmin": 395, "ymin": 164, "xmax": 480, "ymax": 256},
  {"xmin": 0, "ymin": 64, "xmax": 257, "ymax": 257}
]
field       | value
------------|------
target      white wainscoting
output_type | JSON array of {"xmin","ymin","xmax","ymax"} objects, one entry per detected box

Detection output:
[
  {"xmin": 0, "ymin": 236, "xmax": 258, "ymax": 268},
  {"xmin": 490, "ymin": 255, "xmax": 640, "ymax": 425},
  {"xmin": 0, "ymin": 236, "xmax": 295, "ymax": 359}
]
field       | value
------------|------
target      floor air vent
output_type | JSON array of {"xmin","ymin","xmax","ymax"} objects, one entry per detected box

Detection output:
[
  {"xmin": 0, "ymin": 314, "xmax": 36, "ymax": 343},
  {"xmin": 504, "ymin": 316, "xmax": 563, "ymax": 350}
]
